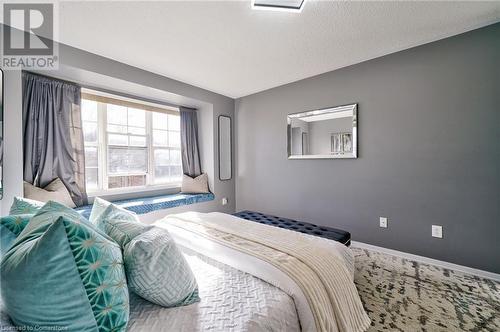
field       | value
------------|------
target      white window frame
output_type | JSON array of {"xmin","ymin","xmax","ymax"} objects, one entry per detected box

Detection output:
[{"xmin": 82, "ymin": 94, "xmax": 182, "ymax": 198}]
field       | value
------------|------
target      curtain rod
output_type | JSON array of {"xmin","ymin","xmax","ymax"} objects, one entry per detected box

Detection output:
[
  {"xmin": 23, "ymin": 70, "xmax": 197, "ymax": 111},
  {"xmin": 23, "ymin": 71, "xmax": 79, "ymax": 87}
]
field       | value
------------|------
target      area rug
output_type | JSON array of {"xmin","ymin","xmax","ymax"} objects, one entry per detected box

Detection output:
[{"xmin": 352, "ymin": 247, "xmax": 500, "ymax": 332}]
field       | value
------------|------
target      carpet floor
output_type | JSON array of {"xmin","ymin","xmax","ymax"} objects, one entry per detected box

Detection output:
[{"xmin": 352, "ymin": 247, "xmax": 499, "ymax": 332}]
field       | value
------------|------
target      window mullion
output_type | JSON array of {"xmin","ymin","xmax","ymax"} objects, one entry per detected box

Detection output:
[
  {"xmin": 98, "ymin": 102, "xmax": 108, "ymax": 190},
  {"xmin": 146, "ymin": 112, "xmax": 154, "ymax": 186}
]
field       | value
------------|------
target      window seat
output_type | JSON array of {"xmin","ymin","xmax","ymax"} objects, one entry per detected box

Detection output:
[{"xmin": 74, "ymin": 192, "xmax": 215, "ymax": 220}]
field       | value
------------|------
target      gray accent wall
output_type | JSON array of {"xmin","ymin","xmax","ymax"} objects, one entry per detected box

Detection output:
[{"xmin": 235, "ymin": 23, "xmax": 500, "ymax": 273}]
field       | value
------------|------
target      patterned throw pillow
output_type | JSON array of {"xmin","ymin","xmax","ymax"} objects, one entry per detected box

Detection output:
[
  {"xmin": 93, "ymin": 199, "xmax": 199, "ymax": 307},
  {"xmin": 0, "ymin": 214, "xmax": 32, "ymax": 257},
  {"xmin": 89, "ymin": 197, "xmax": 113, "ymax": 224},
  {"xmin": 124, "ymin": 227, "xmax": 200, "ymax": 307},
  {"xmin": 0, "ymin": 201, "xmax": 129, "ymax": 331},
  {"xmin": 9, "ymin": 197, "xmax": 44, "ymax": 215},
  {"xmin": 93, "ymin": 200, "xmax": 152, "ymax": 247}
]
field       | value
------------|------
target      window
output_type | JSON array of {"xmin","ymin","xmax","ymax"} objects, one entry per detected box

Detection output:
[{"xmin": 81, "ymin": 93, "xmax": 182, "ymax": 194}]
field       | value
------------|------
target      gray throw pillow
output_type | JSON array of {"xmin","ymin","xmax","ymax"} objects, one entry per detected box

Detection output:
[
  {"xmin": 124, "ymin": 227, "xmax": 200, "ymax": 307},
  {"xmin": 93, "ymin": 200, "xmax": 199, "ymax": 308}
]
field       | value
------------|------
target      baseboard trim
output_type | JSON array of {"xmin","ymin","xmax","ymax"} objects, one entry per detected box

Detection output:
[{"xmin": 351, "ymin": 241, "xmax": 500, "ymax": 282}]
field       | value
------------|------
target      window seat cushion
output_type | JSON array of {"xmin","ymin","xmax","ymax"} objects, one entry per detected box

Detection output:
[{"xmin": 75, "ymin": 193, "xmax": 215, "ymax": 220}]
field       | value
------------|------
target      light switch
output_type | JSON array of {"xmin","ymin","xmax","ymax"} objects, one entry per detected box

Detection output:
[
  {"xmin": 432, "ymin": 225, "xmax": 443, "ymax": 238},
  {"xmin": 379, "ymin": 217, "xmax": 388, "ymax": 228}
]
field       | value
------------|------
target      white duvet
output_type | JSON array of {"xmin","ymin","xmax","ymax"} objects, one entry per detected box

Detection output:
[
  {"xmin": 155, "ymin": 212, "xmax": 363, "ymax": 332},
  {"xmin": 128, "ymin": 246, "xmax": 300, "ymax": 332}
]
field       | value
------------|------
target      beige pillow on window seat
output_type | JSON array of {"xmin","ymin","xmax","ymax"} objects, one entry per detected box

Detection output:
[
  {"xmin": 181, "ymin": 173, "xmax": 210, "ymax": 194},
  {"xmin": 23, "ymin": 178, "xmax": 76, "ymax": 208}
]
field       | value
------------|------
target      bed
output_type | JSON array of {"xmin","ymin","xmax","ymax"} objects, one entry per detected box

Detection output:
[
  {"xmin": 128, "ymin": 246, "xmax": 300, "ymax": 331},
  {"xmin": 1, "ymin": 211, "xmax": 370, "ymax": 332},
  {"xmin": 0, "ymin": 247, "xmax": 300, "ymax": 332},
  {"xmin": 0, "ymin": 246, "xmax": 300, "ymax": 332}
]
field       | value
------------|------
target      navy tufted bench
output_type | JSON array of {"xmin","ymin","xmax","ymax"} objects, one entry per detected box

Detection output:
[{"xmin": 233, "ymin": 211, "xmax": 351, "ymax": 246}]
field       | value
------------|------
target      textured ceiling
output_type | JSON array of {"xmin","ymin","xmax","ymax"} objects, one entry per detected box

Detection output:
[{"xmin": 55, "ymin": 1, "xmax": 500, "ymax": 98}]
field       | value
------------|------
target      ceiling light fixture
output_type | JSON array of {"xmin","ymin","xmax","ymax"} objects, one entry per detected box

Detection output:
[{"xmin": 251, "ymin": 0, "xmax": 306, "ymax": 12}]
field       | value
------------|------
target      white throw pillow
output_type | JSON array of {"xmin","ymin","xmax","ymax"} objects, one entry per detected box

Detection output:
[
  {"xmin": 181, "ymin": 173, "xmax": 209, "ymax": 194},
  {"xmin": 23, "ymin": 178, "xmax": 76, "ymax": 208}
]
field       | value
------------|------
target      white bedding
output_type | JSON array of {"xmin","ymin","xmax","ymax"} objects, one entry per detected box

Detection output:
[
  {"xmin": 129, "ymin": 246, "xmax": 300, "ymax": 331},
  {"xmin": 0, "ymin": 246, "xmax": 300, "ymax": 332},
  {"xmin": 155, "ymin": 218, "xmax": 318, "ymax": 331},
  {"xmin": 155, "ymin": 212, "xmax": 364, "ymax": 332}
]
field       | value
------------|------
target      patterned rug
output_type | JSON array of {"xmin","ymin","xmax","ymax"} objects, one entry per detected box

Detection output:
[{"xmin": 352, "ymin": 247, "xmax": 500, "ymax": 332}]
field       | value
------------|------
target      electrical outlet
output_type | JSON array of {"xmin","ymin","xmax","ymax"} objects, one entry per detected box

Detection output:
[
  {"xmin": 221, "ymin": 197, "xmax": 228, "ymax": 206},
  {"xmin": 432, "ymin": 225, "xmax": 443, "ymax": 238},
  {"xmin": 379, "ymin": 217, "xmax": 388, "ymax": 228}
]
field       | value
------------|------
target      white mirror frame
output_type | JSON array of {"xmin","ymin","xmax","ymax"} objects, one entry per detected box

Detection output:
[
  {"xmin": 218, "ymin": 115, "xmax": 232, "ymax": 180},
  {"xmin": 287, "ymin": 103, "xmax": 357, "ymax": 159}
]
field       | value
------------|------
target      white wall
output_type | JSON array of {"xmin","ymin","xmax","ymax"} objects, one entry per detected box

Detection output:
[
  {"xmin": 0, "ymin": 70, "xmax": 23, "ymax": 215},
  {"xmin": 198, "ymin": 105, "xmax": 215, "ymax": 191}
]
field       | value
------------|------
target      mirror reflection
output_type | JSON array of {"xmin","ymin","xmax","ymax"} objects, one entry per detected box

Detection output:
[{"xmin": 287, "ymin": 104, "xmax": 357, "ymax": 159}]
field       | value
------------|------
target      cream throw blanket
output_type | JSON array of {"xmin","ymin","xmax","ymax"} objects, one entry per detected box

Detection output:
[{"xmin": 160, "ymin": 212, "xmax": 370, "ymax": 332}]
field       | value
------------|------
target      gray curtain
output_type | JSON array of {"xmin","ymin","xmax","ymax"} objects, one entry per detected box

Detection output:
[
  {"xmin": 22, "ymin": 72, "xmax": 88, "ymax": 206},
  {"xmin": 180, "ymin": 107, "xmax": 202, "ymax": 177}
]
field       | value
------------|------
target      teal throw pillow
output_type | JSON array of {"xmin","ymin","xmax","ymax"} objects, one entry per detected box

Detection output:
[
  {"xmin": 0, "ymin": 201, "xmax": 129, "ymax": 331},
  {"xmin": 0, "ymin": 214, "xmax": 32, "ymax": 257},
  {"xmin": 9, "ymin": 197, "xmax": 44, "ymax": 215}
]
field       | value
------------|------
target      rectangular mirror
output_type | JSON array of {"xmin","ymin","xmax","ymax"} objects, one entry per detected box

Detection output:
[
  {"xmin": 288, "ymin": 103, "xmax": 357, "ymax": 159},
  {"xmin": 218, "ymin": 115, "xmax": 232, "ymax": 180},
  {"xmin": 0, "ymin": 68, "xmax": 3, "ymax": 198}
]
